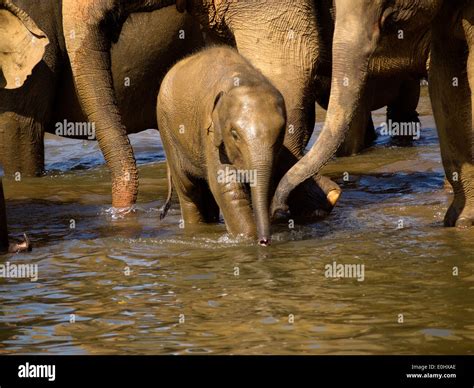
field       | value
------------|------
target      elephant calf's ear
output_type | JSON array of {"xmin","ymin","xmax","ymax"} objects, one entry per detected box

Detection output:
[
  {"xmin": 0, "ymin": 7, "xmax": 49, "ymax": 89},
  {"xmin": 211, "ymin": 91, "xmax": 225, "ymax": 148}
]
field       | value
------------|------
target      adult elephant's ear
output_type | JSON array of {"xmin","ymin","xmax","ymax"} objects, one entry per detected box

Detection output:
[{"xmin": 0, "ymin": 1, "xmax": 49, "ymax": 89}]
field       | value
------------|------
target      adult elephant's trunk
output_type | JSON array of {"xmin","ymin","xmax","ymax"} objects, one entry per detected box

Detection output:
[
  {"xmin": 62, "ymin": 0, "xmax": 181, "ymax": 208},
  {"xmin": 250, "ymin": 158, "xmax": 273, "ymax": 246},
  {"xmin": 271, "ymin": 3, "xmax": 381, "ymax": 215}
]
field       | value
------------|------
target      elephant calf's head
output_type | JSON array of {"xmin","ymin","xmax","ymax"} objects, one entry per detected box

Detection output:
[
  {"xmin": 0, "ymin": 0, "xmax": 49, "ymax": 89},
  {"xmin": 212, "ymin": 84, "xmax": 287, "ymax": 246},
  {"xmin": 212, "ymin": 86, "xmax": 286, "ymax": 171}
]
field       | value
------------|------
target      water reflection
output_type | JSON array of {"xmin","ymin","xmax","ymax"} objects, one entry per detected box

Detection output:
[{"xmin": 0, "ymin": 91, "xmax": 473, "ymax": 354}]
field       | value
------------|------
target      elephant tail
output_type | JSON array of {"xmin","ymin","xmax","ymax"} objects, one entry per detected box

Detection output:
[{"xmin": 160, "ymin": 163, "xmax": 173, "ymax": 220}]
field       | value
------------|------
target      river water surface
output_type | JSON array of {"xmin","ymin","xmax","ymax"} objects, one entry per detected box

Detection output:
[{"xmin": 1, "ymin": 88, "xmax": 473, "ymax": 354}]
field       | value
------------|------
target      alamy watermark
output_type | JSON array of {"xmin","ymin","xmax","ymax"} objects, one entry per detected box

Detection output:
[
  {"xmin": 217, "ymin": 166, "xmax": 257, "ymax": 187},
  {"xmin": 55, "ymin": 120, "xmax": 96, "ymax": 140},
  {"xmin": 0, "ymin": 262, "xmax": 38, "ymax": 282},
  {"xmin": 18, "ymin": 363, "xmax": 55, "ymax": 382},
  {"xmin": 380, "ymin": 119, "xmax": 420, "ymax": 140},
  {"xmin": 324, "ymin": 261, "xmax": 365, "ymax": 282}
]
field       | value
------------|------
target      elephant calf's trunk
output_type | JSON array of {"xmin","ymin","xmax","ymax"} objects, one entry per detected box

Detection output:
[{"xmin": 250, "ymin": 162, "xmax": 272, "ymax": 246}]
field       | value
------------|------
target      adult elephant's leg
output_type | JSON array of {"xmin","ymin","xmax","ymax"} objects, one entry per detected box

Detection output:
[
  {"xmin": 62, "ymin": 1, "xmax": 188, "ymax": 209},
  {"xmin": 0, "ymin": 178, "xmax": 30, "ymax": 253},
  {"xmin": 0, "ymin": 113, "xmax": 44, "ymax": 177},
  {"xmin": 63, "ymin": 2, "xmax": 138, "ymax": 209},
  {"xmin": 0, "ymin": 178, "xmax": 9, "ymax": 251},
  {"xmin": 336, "ymin": 105, "xmax": 375, "ymax": 156},
  {"xmin": 452, "ymin": 11, "xmax": 474, "ymax": 226},
  {"xmin": 387, "ymin": 78, "xmax": 421, "ymax": 145},
  {"xmin": 0, "ymin": 55, "xmax": 56, "ymax": 178},
  {"xmin": 429, "ymin": 17, "xmax": 474, "ymax": 227}
]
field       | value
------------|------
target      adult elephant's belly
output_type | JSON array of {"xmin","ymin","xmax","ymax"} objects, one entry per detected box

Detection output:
[
  {"xmin": 112, "ymin": 6, "xmax": 203, "ymax": 134},
  {"xmin": 364, "ymin": 76, "xmax": 406, "ymax": 111},
  {"xmin": 51, "ymin": 6, "xmax": 203, "ymax": 139}
]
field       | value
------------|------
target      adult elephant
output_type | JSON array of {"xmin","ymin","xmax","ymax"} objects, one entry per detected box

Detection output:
[
  {"xmin": 0, "ymin": 0, "xmax": 202, "ymax": 179},
  {"xmin": 272, "ymin": 0, "xmax": 474, "ymax": 228}
]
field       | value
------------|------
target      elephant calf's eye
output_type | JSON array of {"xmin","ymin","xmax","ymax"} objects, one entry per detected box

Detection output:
[
  {"xmin": 231, "ymin": 129, "xmax": 239, "ymax": 141},
  {"xmin": 380, "ymin": 7, "xmax": 397, "ymax": 31}
]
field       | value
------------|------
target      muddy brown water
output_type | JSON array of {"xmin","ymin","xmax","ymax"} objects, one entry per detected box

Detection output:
[{"xmin": 1, "ymin": 87, "xmax": 473, "ymax": 354}]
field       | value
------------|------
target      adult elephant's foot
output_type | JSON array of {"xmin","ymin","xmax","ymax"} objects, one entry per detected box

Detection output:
[
  {"xmin": 443, "ymin": 165, "xmax": 474, "ymax": 228},
  {"xmin": 443, "ymin": 177, "xmax": 453, "ymax": 193},
  {"xmin": 444, "ymin": 201, "xmax": 474, "ymax": 228},
  {"xmin": 284, "ymin": 175, "xmax": 341, "ymax": 223},
  {"xmin": 443, "ymin": 192, "xmax": 474, "ymax": 227},
  {"xmin": 8, "ymin": 233, "xmax": 32, "ymax": 253}
]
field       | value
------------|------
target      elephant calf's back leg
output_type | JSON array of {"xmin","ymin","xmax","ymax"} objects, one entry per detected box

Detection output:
[
  {"xmin": 188, "ymin": 179, "xmax": 220, "ymax": 224},
  {"xmin": 168, "ymin": 163, "xmax": 219, "ymax": 227}
]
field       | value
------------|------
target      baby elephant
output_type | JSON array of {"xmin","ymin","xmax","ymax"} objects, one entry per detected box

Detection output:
[{"xmin": 158, "ymin": 46, "xmax": 286, "ymax": 245}]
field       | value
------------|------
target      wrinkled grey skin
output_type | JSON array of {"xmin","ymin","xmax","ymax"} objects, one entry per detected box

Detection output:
[
  {"xmin": 272, "ymin": 0, "xmax": 474, "ymax": 228},
  {"xmin": 158, "ymin": 47, "xmax": 286, "ymax": 245},
  {"xmin": 0, "ymin": 0, "xmax": 202, "ymax": 180}
]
